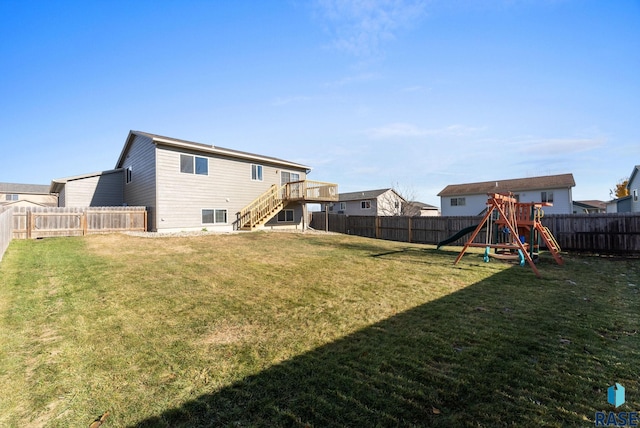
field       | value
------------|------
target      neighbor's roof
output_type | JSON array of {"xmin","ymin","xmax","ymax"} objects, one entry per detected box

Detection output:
[
  {"xmin": 407, "ymin": 200, "xmax": 439, "ymax": 210},
  {"xmin": 338, "ymin": 188, "xmax": 403, "ymax": 202},
  {"xmin": 0, "ymin": 182, "xmax": 52, "ymax": 194},
  {"xmin": 437, "ymin": 173, "xmax": 576, "ymax": 197},
  {"xmin": 574, "ymin": 200, "xmax": 607, "ymax": 210},
  {"xmin": 116, "ymin": 130, "xmax": 311, "ymax": 172},
  {"xmin": 49, "ymin": 168, "xmax": 123, "ymax": 193}
]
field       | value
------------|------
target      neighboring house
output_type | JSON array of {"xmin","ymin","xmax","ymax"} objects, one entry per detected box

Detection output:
[
  {"xmin": 608, "ymin": 165, "xmax": 640, "ymax": 213},
  {"xmin": 572, "ymin": 200, "xmax": 607, "ymax": 214},
  {"xmin": 404, "ymin": 201, "xmax": 440, "ymax": 217},
  {"xmin": 330, "ymin": 188, "xmax": 406, "ymax": 216},
  {"xmin": 437, "ymin": 173, "xmax": 576, "ymax": 216},
  {"xmin": 51, "ymin": 130, "xmax": 337, "ymax": 232},
  {"xmin": 0, "ymin": 182, "xmax": 57, "ymax": 207}
]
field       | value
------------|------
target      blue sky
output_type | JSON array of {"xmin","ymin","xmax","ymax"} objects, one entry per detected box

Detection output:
[{"xmin": 1, "ymin": 0, "xmax": 638, "ymax": 207}]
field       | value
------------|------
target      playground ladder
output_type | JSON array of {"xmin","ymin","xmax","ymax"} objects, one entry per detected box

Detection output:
[{"xmin": 535, "ymin": 224, "xmax": 564, "ymax": 265}]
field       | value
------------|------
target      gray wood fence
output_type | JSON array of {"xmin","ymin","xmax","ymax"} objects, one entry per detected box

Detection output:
[
  {"xmin": 11, "ymin": 206, "xmax": 147, "ymax": 239},
  {"xmin": 310, "ymin": 212, "xmax": 640, "ymax": 254}
]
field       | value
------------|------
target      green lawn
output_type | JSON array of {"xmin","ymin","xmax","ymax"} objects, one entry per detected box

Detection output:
[{"xmin": 0, "ymin": 232, "xmax": 638, "ymax": 427}]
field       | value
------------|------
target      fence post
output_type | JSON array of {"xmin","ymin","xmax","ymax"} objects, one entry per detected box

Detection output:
[
  {"xmin": 408, "ymin": 217, "xmax": 412, "ymax": 243},
  {"xmin": 26, "ymin": 209, "xmax": 32, "ymax": 239},
  {"xmin": 82, "ymin": 211, "xmax": 87, "ymax": 236}
]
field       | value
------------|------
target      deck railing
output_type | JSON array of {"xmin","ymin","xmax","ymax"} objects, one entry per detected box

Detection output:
[{"xmin": 282, "ymin": 180, "xmax": 338, "ymax": 202}]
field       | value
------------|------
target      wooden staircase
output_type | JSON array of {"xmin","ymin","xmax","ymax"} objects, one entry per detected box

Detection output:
[
  {"xmin": 535, "ymin": 224, "xmax": 564, "ymax": 265},
  {"xmin": 237, "ymin": 180, "xmax": 339, "ymax": 231},
  {"xmin": 238, "ymin": 184, "xmax": 285, "ymax": 231}
]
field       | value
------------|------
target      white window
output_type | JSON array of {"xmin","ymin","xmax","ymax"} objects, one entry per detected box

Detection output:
[
  {"xmin": 181, "ymin": 154, "xmax": 208, "ymax": 175},
  {"xmin": 361, "ymin": 200, "xmax": 371, "ymax": 209},
  {"xmin": 541, "ymin": 191, "xmax": 553, "ymax": 203},
  {"xmin": 251, "ymin": 164, "xmax": 263, "ymax": 181},
  {"xmin": 339, "ymin": 202, "xmax": 346, "ymax": 211},
  {"xmin": 125, "ymin": 166, "xmax": 132, "ymax": 184},
  {"xmin": 451, "ymin": 197, "xmax": 466, "ymax": 206},
  {"xmin": 202, "ymin": 209, "xmax": 227, "ymax": 224},
  {"xmin": 634, "ymin": 189, "xmax": 638, "ymax": 202},
  {"xmin": 277, "ymin": 209, "xmax": 294, "ymax": 222},
  {"xmin": 5, "ymin": 194, "xmax": 18, "ymax": 201}
]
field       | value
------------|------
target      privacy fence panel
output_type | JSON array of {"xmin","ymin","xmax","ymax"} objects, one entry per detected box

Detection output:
[
  {"xmin": 11, "ymin": 206, "xmax": 147, "ymax": 239},
  {"xmin": 0, "ymin": 207, "xmax": 13, "ymax": 262},
  {"xmin": 311, "ymin": 212, "xmax": 640, "ymax": 253}
]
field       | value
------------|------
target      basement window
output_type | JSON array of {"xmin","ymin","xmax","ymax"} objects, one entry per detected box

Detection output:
[
  {"xmin": 202, "ymin": 209, "xmax": 227, "ymax": 224},
  {"xmin": 277, "ymin": 209, "xmax": 294, "ymax": 222}
]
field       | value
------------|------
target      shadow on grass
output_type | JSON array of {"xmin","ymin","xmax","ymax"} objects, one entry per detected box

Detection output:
[{"xmin": 132, "ymin": 265, "xmax": 635, "ymax": 427}]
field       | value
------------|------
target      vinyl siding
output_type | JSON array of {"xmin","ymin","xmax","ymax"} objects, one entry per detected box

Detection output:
[
  {"xmin": 155, "ymin": 145, "xmax": 307, "ymax": 231},
  {"xmin": 62, "ymin": 171, "xmax": 124, "ymax": 207},
  {"xmin": 630, "ymin": 173, "xmax": 640, "ymax": 213},
  {"xmin": 58, "ymin": 187, "xmax": 66, "ymax": 207},
  {"xmin": 121, "ymin": 134, "xmax": 157, "ymax": 230}
]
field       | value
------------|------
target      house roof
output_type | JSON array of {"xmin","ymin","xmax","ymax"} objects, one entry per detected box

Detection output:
[
  {"xmin": 574, "ymin": 200, "xmax": 607, "ymax": 210},
  {"xmin": 407, "ymin": 201, "xmax": 439, "ymax": 210},
  {"xmin": 50, "ymin": 168, "xmax": 123, "ymax": 193},
  {"xmin": 338, "ymin": 188, "xmax": 405, "ymax": 202},
  {"xmin": 627, "ymin": 165, "xmax": 640, "ymax": 188},
  {"xmin": 0, "ymin": 182, "xmax": 51, "ymax": 194},
  {"xmin": 437, "ymin": 173, "xmax": 575, "ymax": 197},
  {"xmin": 116, "ymin": 131, "xmax": 311, "ymax": 172}
]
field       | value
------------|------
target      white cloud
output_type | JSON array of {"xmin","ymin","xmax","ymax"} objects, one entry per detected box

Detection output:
[
  {"xmin": 517, "ymin": 137, "xmax": 605, "ymax": 155},
  {"xmin": 365, "ymin": 122, "xmax": 485, "ymax": 139},
  {"xmin": 314, "ymin": 0, "xmax": 428, "ymax": 57}
]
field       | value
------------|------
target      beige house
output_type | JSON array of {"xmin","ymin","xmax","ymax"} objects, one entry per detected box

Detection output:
[
  {"xmin": 0, "ymin": 182, "xmax": 57, "ymax": 207},
  {"xmin": 51, "ymin": 131, "xmax": 337, "ymax": 232},
  {"xmin": 331, "ymin": 188, "xmax": 406, "ymax": 216}
]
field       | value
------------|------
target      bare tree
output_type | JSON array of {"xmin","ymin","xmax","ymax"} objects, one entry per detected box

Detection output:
[{"xmin": 377, "ymin": 182, "xmax": 418, "ymax": 216}]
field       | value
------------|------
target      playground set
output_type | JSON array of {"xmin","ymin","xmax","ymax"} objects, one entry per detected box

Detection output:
[{"xmin": 445, "ymin": 192, "xmax": 563, "ymax": 277}]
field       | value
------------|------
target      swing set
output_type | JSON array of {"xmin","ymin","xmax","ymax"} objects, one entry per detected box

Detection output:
[{"xmin": 453, "ymin": 192, "xmax": 563, "ymax": 277}]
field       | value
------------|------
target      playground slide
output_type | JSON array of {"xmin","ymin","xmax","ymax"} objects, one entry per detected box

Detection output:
[{"xmin": 436, "ymin": 224, "xmax": 483, "ymax": 249}]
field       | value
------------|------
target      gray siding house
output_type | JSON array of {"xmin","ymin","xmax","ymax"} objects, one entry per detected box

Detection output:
[
  {"xmin": 610, "ymin": 165, "xmax": 640, "ymax": 213},
  {"xmin": 330, "ymin": 188, "xmax": 406, "ymax": 216},
  {"xmin": 51, "ymin": 131, "xmax": 337, "ymax": 232},
  {"xmin": 438, "ymin": 173, "xmax": 576, "ymax": 216}
]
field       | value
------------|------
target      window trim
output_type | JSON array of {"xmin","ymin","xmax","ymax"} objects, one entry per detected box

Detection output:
[
  {"xmin": 450, "ymin": 197, "xmax": 466, "ymax": 206},
  {"xmin": 277, "ymin": 209, "xmax": 295, "ymax": 222},
  {"xmin": 5, "ymin": 194, "xmax": 19, "ymax": 201},
  {"xmin": 634, "ymin": 189, "xmax": 638, "ymax": 202},
  {"xmin": 541, "ymin": 191, "xmax": 554, "ymax": 203},
  {"xmin": 125, "ymin": 166, "xmax": 132, "ymax": 184},
  {"xmin": 251, "ymin": 164, "xmax": 263, "ymax": 181},
  {"xmin": 361, "ymin": 200, "xmax": 371, "ymax": 210},
  {"xmin": 202, "ymin": 208, "xmax": 228, "ymax": 225},
  {"xmin": 339, "ymin": 202, "xmax": 346, "ymax": 211}
]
